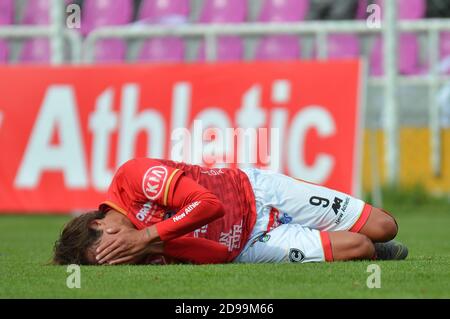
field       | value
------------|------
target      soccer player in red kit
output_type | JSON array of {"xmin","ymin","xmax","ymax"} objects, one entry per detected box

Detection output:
[{"xmin": 53, "ymin": 158, "xmax": 408, "ymax": 265}]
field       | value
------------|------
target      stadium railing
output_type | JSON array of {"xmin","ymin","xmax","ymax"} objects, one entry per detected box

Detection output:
[
  {"xmin": 0, "ymin": 0, "xmax": 81, "ymax": 65},
  {"xmin": 0, "ymin": 25, "xmax": 82, "ymax": 64}
]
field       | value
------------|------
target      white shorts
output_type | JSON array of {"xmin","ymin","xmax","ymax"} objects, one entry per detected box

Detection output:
[{"xmin": 235, "ymin": 168, "xmax": 372, "ymax": 263}]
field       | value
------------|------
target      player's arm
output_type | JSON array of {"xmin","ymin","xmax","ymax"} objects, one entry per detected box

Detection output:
[
  {"xmin": 163, "ymin": 236, "xmax": 231, "ymax": 264},
  {"xmin": 109, "ymin": 236, "xmax": 231, "ymax": 265},
  {"xmin": 96, "ymin": 176, "xmax": 225, "ymax": 264},
  {"xmin": 149, "ymin": 175, "xmax": 225, "ymax": 242},
  {"xmin": 125, "ymin": 158, "xmax": 226, "ymax": 243},
  {"xmin": 96, "ymin": 159, "xmax": 225, "ymax": 264}
]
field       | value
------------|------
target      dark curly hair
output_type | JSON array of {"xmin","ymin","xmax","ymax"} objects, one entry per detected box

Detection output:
[{"xmin": 53, "ymin": 210, "xmax": 106, "ymax": 265}]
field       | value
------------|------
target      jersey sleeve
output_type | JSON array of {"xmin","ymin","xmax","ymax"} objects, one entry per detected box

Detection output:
[
  {"xmin": 101, "ymin": 158, "xmax": 224, "ymax": 242},
  {"xmin": 100, "ymin": 158, "xmax": 184, "ymax": 215},
  {"xmin": 99, "ymin": 169, "xmax": 130, "ymax": 216},
  {"xmin": 154, "ymin": 175, "xmax": 225, "ymax": 241},
  {"xmin": 163, "ymin": 236, "xmax": 232, "ymax": 264}
]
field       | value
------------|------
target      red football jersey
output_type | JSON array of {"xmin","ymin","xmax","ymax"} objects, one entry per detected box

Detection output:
[{"xmin": 100, "ymin": 158, "xmax": 257, "ymax": 261}]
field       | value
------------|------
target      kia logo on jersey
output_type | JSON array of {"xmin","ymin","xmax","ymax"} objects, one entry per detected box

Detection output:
[{"xmin": 142, "ymin": 166, "xmax": 168, "ymax": 200}]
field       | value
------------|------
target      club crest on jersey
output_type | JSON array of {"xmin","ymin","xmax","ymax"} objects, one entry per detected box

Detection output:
[
  {"xmin": 289, "ymin": 248, "xmax": 305, "ymax": 262},
  {"xmin": 142, "ymin": 166, "xmax": 168, "ymax": 200},
  {"xmin": 259, "ymin": 234, "xmax": 271, "ymax": 243},
  {"xmin": 278, "ymin": 213, "xmax": 292, "ymax": 224}
]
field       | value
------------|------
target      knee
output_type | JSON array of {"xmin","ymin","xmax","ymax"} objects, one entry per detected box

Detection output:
[
  {"xmin": 349, "ymin": 234, "xmax": 375, "ymax": 260},
  {"xmin": 376, "ymin": 211, "xmax": 398, "ymax": 241}
]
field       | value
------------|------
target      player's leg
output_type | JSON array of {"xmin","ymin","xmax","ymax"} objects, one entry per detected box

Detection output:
[
  {"xmin": 327, "ymin": 231, "xmax": 407, "ymax": 261},
  {"xmin": 358, "ymin": 207, "xmax": 398, "ymax": 242},
  {"xmin": 234, "ymin": 224, "xmax": 375, "ymax": 264},
  {"xmin": 328, "ymin": 231, "xmax": 375, "ymax": 260},
  {"xmin": 240, "ymin": 168, "xmax": 407, "ymax": 260},
  {"xmin": 247, "ymin": 169, "xmax": 398, "ymax": 243}
]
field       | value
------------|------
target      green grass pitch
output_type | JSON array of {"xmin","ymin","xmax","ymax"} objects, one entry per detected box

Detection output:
[{"xmin": 1, "ymin": 191, "xmax": 450, "ymax": 298}]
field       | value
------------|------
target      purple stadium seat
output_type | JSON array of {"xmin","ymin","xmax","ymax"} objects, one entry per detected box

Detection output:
[
  {"xmin": 20, "ymin": 39, "xmax": 52, "ymax": 63},
  {"xmin": 90, "ymin": 39, "xmax": 129, "ymax": 63},
  {"xmin": 326, "ymin": 34, "xmax": 360, "ymax": 59},
  {"xmin": 19, "ymin": 0, "xmax": 74, "ymax": 63},
  {"xmin": 258, "ymin": 0, "xmax": 309, "ymax": 22},
  {"xmin": 256, "ymin": 35, "xmax": 300, "ymax": 61},
  {"xmin": 312, "ymin": 34, "xmax": 360, "ymax": 59},
  {"xmin": 82, "ymin": 0, "xmax": 133, "ymax": 62},
  {"xmin": 137, "ymin": 0, "xmax": 189, "ymax": 62},
  {"xmin": 198, "ymin": 36, "xmax": 244, "ymax": 61},
  {"xmin": 21, "ymin": 0, "xmax": 74, "ymax": 24},
  {"xmin": 19, "ymin": 0, "xmax": 53, "ymax": 63},
  {"xmin": 197, "ymin": 0, "xmax": 247, "ymax": 61},
  {"xmin": 0, "ymin": 0, "xmax": 14, "ymax": 63},
  {"xmin": 397, "ymin": 0, "xmax": 426, "ymax": 19},
  {"xmin": 370, "ymin": 0, "xmax": 426, "ymax": 76},
  {"xmin": 21, "ymin": 0, "xmax": 52, "ymax": 25},
  {"xmin": 82, "ymin": 0, "xmax": 133, "ymax": 34},
  {"xmin": 138, "ymin": 0, "xmax": 189, "ymax": 23},
  {"xmin": 138, "ymin": 37, "xmax": 186, "ymax": 62},
  {"xmin": 371, "ymin": 34, "xmax": 425, "ymax": 76},
  {"xmin": 0, "ymin": 0, "xmax": 14, "ymax": 24},
  {"xmin": 255, "ymin": 0, "xmax": 309, "ymax": 61},
  {"xmin": 199, "ymin": 0, "xmax": 247, "ymax": 23}
]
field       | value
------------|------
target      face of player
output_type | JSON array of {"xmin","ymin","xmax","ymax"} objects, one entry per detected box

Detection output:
[
  {"xmin": 89, "ymin": 210, "xmax": 131, "ymax": 231},
  {"xmin": 86, "ymin": 210, "xmax": 136, "ymax": 264}
]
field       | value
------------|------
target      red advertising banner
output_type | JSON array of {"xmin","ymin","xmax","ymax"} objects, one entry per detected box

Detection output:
[{"xmin": 0, "ymin": 61, "xmax": 363, "ymax": 213}]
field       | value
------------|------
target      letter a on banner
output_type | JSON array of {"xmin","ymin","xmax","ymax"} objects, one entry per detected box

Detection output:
[{"xmin": 15, "ymin": 86, "xmax": 88, "ymax": 189}]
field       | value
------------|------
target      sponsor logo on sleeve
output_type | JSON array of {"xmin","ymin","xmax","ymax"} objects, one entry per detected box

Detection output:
[
  {"xmin": 334, "ymin": 196, "xmax": 350, "ymax": 225},
  {"xmin": 142, "ymin": 166, "xmax": 168, "ymax": 200},
  {"xmin": 332, "ymin": 197, "xmax": 343, "ymax": 215},
  {"xmin": 172, "ymin": 201, "xmax": 201, "ymax": 223},
  {"xmin": 136, "ymin": 202, "xmax": 155, "ymax": 222}
]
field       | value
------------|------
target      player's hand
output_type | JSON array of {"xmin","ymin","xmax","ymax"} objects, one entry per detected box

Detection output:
[
  {"xmin": 95, "ymin": 226, "xmax": 157, "ymax": 265},
  {"xmin": 106, "ymin": 241, "xmax": 165, "ymax": 265}
]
